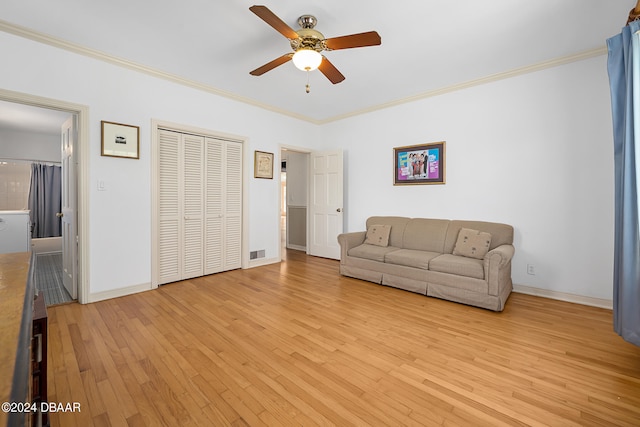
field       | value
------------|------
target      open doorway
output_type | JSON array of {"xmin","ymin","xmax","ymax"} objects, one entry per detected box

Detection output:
[
  {"xmin": 280, "ymin": 148, "xmax": 309, "ymax": 260},
  {"xmin": 0, "ymin": 91, "xmax": 87, "ymax": 304},
  {"xmin": 279, "ymin": 147, "xmax": 344, "ymax": 261}
]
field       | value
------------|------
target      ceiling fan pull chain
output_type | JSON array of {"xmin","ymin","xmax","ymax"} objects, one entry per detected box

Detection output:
[{"xmin": 306, "ymin": 70, "xmax": 311, "ymax": 93}]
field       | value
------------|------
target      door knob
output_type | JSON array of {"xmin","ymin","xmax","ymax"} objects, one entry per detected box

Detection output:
[
  {"xmin": 56, "ymin": 212, "xmax": 64, "ymax": 218},
  {"xmin": 336, "ymin": 208, "xmax": 342, "ymax": 213}
]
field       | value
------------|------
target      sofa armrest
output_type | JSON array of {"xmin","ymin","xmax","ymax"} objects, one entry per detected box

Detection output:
[
  {"xmin": 337, "ymin": 231, "xmax": 367, "ymax": 263},
  {"xmin": 484, "ymin": 244, "xmax": 515, "ymax": 296}
]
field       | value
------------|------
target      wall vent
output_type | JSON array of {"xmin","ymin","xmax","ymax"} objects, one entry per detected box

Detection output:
[{"xmin": 250, "ymin": 250, "xmax": 266, "ymax": 260}]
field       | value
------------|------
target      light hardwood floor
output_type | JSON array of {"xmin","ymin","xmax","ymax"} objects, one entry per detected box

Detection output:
[{"xmin": 47, "ymin": 250, "xmax": 640, "ymax": 426}]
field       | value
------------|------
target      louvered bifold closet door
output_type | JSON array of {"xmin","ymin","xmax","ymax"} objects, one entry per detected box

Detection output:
[
  {"xmin": 183, "ymin": 134, "xmax": 205, "ymax": 279},
  {"xmin": 204, "ymin": 137, "xmax": 223, "ymax": 274},
  {"xmin": 158, "ymin": 130, "xmax": 182, "ymax": 284},
  {"xmin": 157, "ymin": 128, "xmax": 242, "ymax": 284},
  {"xmin": 224, "ymin": 141, "xmax": 242, "ymax": 270}
]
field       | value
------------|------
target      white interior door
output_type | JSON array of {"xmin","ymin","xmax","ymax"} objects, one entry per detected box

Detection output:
[
  {"xmin": 182, "ymin": 134, "xmax": 205, "ymax": 279},
  {"xmin": 204, "ymin": 137, "xmax": 224, "ymax": 275},
  {"xmin": 223, "ymin": 141, "xmax": 243, "ymax": 270},
  {"xmin": 61, "ymin": 116, "xmax": 77, "ymax": 299},
  {"xmin": 309, "ymin": 150, "xmax": 343, "ymax": 259},
  {"xmin": 158, "ymin": 130, "xmax": 182, "ymax": 284},
  {"xmin": 204, "ymin": 138, "xmax": 242, "ymax": 273}
]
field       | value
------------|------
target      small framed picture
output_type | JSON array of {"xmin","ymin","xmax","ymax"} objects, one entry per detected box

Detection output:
[
  {"xmin": 101, "ymin": 120, "xmax": 140, "ymax": 159},
  {"xmin": 394, "ymin": 141, "xmax": 446, "ymax": 185},
  {"xmin": 254, "ymin": 150, "xmax": 274, "ymax": 179}
]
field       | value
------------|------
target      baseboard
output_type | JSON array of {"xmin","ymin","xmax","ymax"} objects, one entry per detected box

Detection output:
[
  {"xmin": 87, "ymin": 282, "xmax": 151, "ymax": 303},
  {"xmin": 513, "ymin": 284, "xmax": 613, "ymax": 310},
  {"xmin": 286, "ymin": 244, "xmax": 306, "ymax": 252},
  {"xmin": 248, "ymin": 257, "xmax": 280, "ymax": 268}
]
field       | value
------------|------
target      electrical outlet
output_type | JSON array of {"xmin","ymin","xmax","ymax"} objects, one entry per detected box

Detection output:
[{"xmin": 527, "ymin": 264, "xmax": 536, "ymax": 275}]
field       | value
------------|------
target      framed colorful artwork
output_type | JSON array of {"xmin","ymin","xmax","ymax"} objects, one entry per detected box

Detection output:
[{"xmin": 394, "ymin": 141, "xmax": 446, "ymax": 185}]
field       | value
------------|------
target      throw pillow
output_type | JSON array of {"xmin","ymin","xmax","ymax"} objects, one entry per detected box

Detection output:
[
  {"xmin": 453, "ymin": 228, "xmax": 492, "ymax": 259},
  {"xmin": 364, "ymin": 224, "xmax": 392, "ymax": 247}
]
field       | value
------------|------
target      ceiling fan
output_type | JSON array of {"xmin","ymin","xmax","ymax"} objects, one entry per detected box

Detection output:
[{"xmin": 249, "ymin": 5, "xmax": 381, "ymax": 91}]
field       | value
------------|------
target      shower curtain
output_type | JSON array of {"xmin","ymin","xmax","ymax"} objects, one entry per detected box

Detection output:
[{"xmin": 28, "ymin": 163, "xmax": 62, "ymax": 238}]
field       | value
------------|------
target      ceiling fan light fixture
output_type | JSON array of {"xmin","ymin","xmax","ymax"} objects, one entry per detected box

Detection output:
[
  {"xmin": 292, "ymin": 49, "xmax": 322, "ymax": 71},
  {"xmin": 249, "ymin": 6, "xmax": 380, "ymax": 84}
]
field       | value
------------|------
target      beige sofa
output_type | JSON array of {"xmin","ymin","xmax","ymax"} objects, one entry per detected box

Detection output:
[{"xmin": 337, "ymin": 216, "xmax": 515, "ymax": 311}]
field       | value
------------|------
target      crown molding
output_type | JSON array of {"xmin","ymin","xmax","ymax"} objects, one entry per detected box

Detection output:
[
  {"xmin": 0, "ymin": 19, "xmax": 606, "ymax": 126},
  {"xmin": 0, "ymin": 19, "xmax": 321, "ymax": 125},
  {"xmin": 317, "ymin": 46, "xmax": 608, "ymax": 124}
]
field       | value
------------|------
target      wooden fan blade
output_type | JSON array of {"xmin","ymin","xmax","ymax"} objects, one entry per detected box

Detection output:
[
  {"xmin": 325, "ymin": 31, "xmax": 381, "ymax": 50},
  {"xmin": 318, "ymin": 56, "xmax": 345, "ymax": 84},
  {"xmin": 250, "ymin": 54, "xmax": 293, "ymax": 76},
  {"xmin": 250, "ymin": 5, "xmax": 299, "ymax": 40}
]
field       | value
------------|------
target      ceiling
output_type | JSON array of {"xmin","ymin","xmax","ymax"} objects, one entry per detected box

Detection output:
[{"xmin": 0, "ymin": 1, "xmax": 634, "ymax": 126}]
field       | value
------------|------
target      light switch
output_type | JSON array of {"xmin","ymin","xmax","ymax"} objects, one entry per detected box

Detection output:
[{"xmin": 97, "ymin": 180, "xmax": 106, "ymax": 191}]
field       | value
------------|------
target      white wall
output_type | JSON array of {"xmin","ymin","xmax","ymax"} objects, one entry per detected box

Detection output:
[
  {"xmin": 286, "ymin": 151, "xmax": 308, "ymax": 207},
  {"xmin": 285, "ymin": 151, "xmax": 309, "ymax": 249},
  {"xmin": 322, "ymin": 55, "xmax": 614, "ymax": 301},
  {"xmin": 0, "ymin": 128, "xmax": 61, "ymax": 162},
  {"xmin": 0, "ymin": 31, "xmax": 319, "ymax": 296},
  {"xmin": 0, "ymin": 128, "xmax": 63, "ymax": 212},
  {"xmin": 0, "ymin": 163, "xmax": 31, "ymax": 210}
]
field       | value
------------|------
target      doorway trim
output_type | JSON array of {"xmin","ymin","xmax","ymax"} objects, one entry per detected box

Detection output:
[{"xmin": 0, "ymin": 88, "xmax": 90, "ymax": 304}]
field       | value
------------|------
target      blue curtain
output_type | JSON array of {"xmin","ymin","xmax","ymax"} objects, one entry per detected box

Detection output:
[
  {"xmin": 28, "ymin": 163, "xmax": 62, "ymax": 238},
  {"xmin": 607, "ymin": 20, "xmax": 640, "ymax": 346}
]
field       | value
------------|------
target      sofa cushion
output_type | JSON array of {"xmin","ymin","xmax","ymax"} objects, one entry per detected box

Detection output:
[
  {"xmin": 402, "ymin": 218, "xmax": 450, "ymax": 252},
  {"xmin": 444, "ymin": 220, "xmax": 513, "ymax": 253},
  {"xmin": 366, "ymin": 217, "xmax": 411, "ymax": 248},
  {"xmin": 384, "ymin": 249, "xmax": 441, "ymax": 270},
  {"xmin": 348, "ymin": 244, "xmax": 400, "ymax": 262},
  {"xmin": 429, "ymin": 254, "xmax": 485, "ymax": 280},
  {"xmin": 453, "ymin": 228, "xmax": 492, "ymax": 259},
  {"xmin": 364, "ymin": 224, "xmax": 392, "ymax": 247}
]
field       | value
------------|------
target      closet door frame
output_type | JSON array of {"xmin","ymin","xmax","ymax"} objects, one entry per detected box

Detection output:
[{"xmin": 150, "ymin": 119, "xmax": 249, "ymax": 288}]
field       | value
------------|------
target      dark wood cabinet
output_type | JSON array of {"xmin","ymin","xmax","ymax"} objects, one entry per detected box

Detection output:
[
  {"xmin": 32, "ymin": 292, "xmax": 48, "ymax": 427},
  {"xmin": 1, "ymin": 252, "xmax": 40, "ymax": 427}
]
